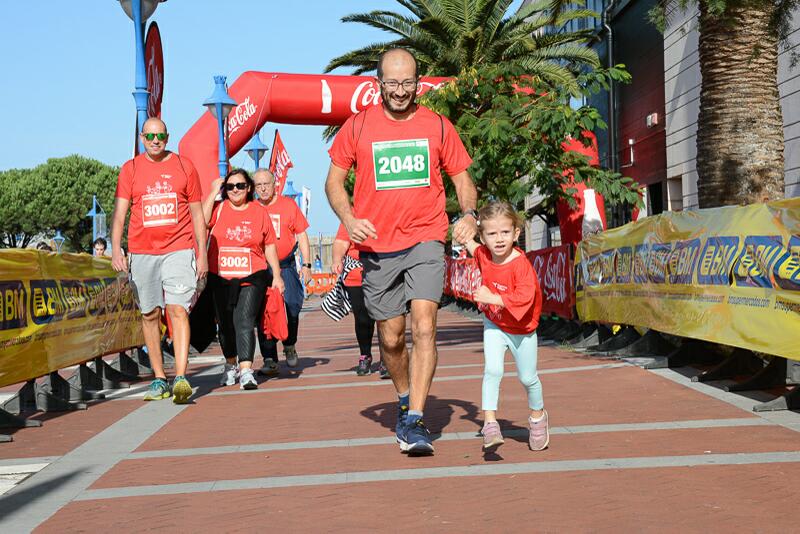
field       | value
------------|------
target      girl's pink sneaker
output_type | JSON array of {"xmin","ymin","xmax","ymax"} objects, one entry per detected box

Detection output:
[
  {"xmin": 482, "ymin": 421, "xmax": 504, "ymax": 451},
  {"xmin": 529, "ymin": 410, "xmax": 550, "ymax": 451}
]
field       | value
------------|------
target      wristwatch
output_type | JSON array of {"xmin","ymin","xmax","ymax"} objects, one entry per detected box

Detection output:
[
  {"xmin": 461, "ymin": 209, "xmax": 478, "ymax": 220},
  {"xmin": 303, "ymin": 263, "xmax": 312, "ymax": 268}
]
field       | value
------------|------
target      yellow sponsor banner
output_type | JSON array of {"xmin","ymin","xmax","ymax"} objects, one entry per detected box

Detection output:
[
  {"xmin": 575, "ymin": 199, "xmax": 800, "ymax": 361},
  {"xmin": 0, "ymin": 250, "xmax": 144, "ymax": 387}
]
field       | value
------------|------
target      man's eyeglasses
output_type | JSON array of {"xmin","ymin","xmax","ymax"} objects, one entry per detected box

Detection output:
[
  {"xmin": 225, "ymin": 182, "xmax": 248, "ymax": 191},
  {"xmin": 380, "ymin": 79, "xmax": 418, "ymax": 91},
  {"xmin": 142, "ymin": 132, "xmax": 168, "ymax": 141}
]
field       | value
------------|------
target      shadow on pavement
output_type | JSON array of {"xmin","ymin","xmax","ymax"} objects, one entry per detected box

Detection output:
[{"xmin": 359, "ymin": 394, "xmax": 482, "ymax": 437}]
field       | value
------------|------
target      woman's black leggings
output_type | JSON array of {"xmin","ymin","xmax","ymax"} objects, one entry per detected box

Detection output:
[
  {"xmin": 212, "ymin": 283, "xmax": 264, "ymax": 363},
  {"xmin": 345, "ymin": 285, "xmax": 375, "ymax": 357}
]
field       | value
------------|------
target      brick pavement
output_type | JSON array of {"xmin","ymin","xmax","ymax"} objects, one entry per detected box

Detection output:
[{"xmin": 1, "ymin": 299, "xmax": 800, "ymax": 532}]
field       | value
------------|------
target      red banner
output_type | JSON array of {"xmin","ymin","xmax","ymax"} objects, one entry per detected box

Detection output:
[
  {"xmin": 445, "ymin": 245, "xmax": 575, "ymax": 319},
  {"xmin": 444, "ymin": 257, "xmax": 481, "ymax": 301},
  {"xmin": 268, "ymin": 130, "xmax": 293, "ymax": 195},
  {"xmin": 145, "ymin": 22, "xmax": 163, "ymax": 119},
  {"xmin": 526, "ymin": 245, "xmax": 574, "ymax": 319}
]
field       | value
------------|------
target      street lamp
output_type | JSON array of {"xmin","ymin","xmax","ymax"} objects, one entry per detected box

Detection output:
[
  {"xmin": 53, "ymin": 230, "xmax": 66, "ymax": 254},
  {"xmin": 117, "ymin": 0, "xmax": 166, "ymax": 154},
  {"xmin": 283, "ymin": 180, "xmax": 301, "ymax": 208},
  {"xmin": 203, "ymin": 75, "xmax": 237, "ymax": 179},
  {"xmin": 244, "ymin": 130, "xmax": 269, "ymax": 170}
]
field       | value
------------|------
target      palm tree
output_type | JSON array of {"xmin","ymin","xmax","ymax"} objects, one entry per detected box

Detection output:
[
  {"xmin": 653, "ymin": 1, "xmax": 790, "ymax": 207},
  {"xmin": 325, "ymin": 0, "xmax": 600, "ymax": 94}
]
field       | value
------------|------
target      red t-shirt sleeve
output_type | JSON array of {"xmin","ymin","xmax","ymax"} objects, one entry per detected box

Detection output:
[
  {"xmin": 500, "ymin": 258, "xmax": 540, "ymax": 322},
  {"xmin": 328, "ymin": 114, "xmax": 357, "ymax": 170},
  {"xmin": 290, "ymin": 202, "xmax": 310, "ymax": 234},
  {"xmin": 183, "ymin": 157, "xmax": 202, "ymax": 203},
  {"xmin": 439, "ymin": 115, "xmax": 472, "ymax": 177},
  {"xmin": 115, "ymin": 161, "xmax": 134, "ymax": 200}
]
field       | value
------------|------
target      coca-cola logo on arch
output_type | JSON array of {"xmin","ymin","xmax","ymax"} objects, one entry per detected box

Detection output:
[{"xmin": 228, "ymin": 97, "xmax": 257, "ymax": 135}]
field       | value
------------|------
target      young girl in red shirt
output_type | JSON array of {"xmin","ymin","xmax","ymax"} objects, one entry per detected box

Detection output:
[{"xmin": 462, "ymin": 201, "xmax": 548, "ymax": 451}]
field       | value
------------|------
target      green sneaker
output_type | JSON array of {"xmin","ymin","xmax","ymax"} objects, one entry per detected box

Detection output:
[
  {"xmin": 171, "ymin": 375, "xmax": 193, "ymax": 404},
  {"xmin": 143, "ymin": 378, "xmax": 170, "ymax": 401}
]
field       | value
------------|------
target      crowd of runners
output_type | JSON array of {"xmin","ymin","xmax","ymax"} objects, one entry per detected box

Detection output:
[{"xmin": 110, "ymin": 47, "xmax": 548, "ymax": 455}]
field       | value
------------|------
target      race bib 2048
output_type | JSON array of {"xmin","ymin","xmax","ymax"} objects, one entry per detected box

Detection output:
[{"xmin": 372, "ymin": 139, "xmax": 430, "ymax": 191}]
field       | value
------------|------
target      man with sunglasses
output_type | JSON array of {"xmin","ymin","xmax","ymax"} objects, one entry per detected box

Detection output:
[
  {"xmin": 326, "ymin": 48, "xmax": 478, "ymax": 455},
  {"xmin": 252, "ymin": 168, "xmax": 312, "ymax": 376},
  {"xmin": 111, "ymin": 117, "xmax": 208, "ymax": 404}
]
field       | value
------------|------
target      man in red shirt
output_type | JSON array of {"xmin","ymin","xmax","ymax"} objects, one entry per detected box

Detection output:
[
  {"xmin": 325, "ymin": 48, "xmax": 478, "ymax": 455},
  {"xmin": 253, "ymin": 168, "xmax": 312, "ymax": 375},
  {"xmin": 111, "ymin": 117, "xmax": 208, "ymax": 404}
]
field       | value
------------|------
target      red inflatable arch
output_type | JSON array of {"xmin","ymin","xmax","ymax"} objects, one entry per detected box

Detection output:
[{"xmin": 178, "ymin": 72, "xmax": 604, "ymax": 240}]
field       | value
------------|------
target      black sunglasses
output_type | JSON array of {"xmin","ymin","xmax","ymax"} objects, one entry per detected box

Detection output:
[
  {"xmin": 225, "ymin": 182, "xmax": 248, "ymax": 191},
  {"xmin": 142, "ymin": 132, "xmax": 168, "ymax": 141}
]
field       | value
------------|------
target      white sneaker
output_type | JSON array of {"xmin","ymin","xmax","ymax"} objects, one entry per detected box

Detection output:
[
  {"xmin": 239, "ymin": 368, "xmax": 258, "ymax": 390},
  {"xmin": 220, "ymin": 363, "xmax": 238, "ymax": 386}
]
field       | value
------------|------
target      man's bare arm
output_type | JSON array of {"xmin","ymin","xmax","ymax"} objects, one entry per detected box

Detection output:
[
  {"xmin": 110, "ymin": 197, "xmax": 130, "ymax": 272},
  {"xmin": 324, "ymin": 163, "xmax": 376, "ymax": 243},
  {"xmin": 450, "ymin": 170, "xmax": 478, "ymax": 244}
]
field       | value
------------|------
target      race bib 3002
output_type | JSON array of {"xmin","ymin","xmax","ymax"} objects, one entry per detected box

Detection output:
[
  {"xmin": 372, "ymin": 139, "xmax": 430, "ymax": 191},
  {"xmin": 218, "ymin": 247, "xmax": 252, "ymax": 277},
  {"xmin": 141, "ymin": 193, "xmax": 178, "ymax": 227}
]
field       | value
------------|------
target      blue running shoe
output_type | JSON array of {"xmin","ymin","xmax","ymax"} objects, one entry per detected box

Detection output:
[
  {"xmin": 395, "ymin": 396, "xmax": 409, "ymax": 445},
  {"xmin": 143, "ymin": 378, "xmax": 170, "ymax": 401},
  {"xmin": 400, "ymin": 415, "xmax": 434, "ymax": 455}
]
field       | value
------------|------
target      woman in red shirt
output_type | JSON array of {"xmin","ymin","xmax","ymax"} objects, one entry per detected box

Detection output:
[
  {"xmin": 462, "ymin": 201, "xmax": 547, "ymax": 452},
  {"xmin": 203, "ymin": 169, "xmax": 284, "ymax": 390}
]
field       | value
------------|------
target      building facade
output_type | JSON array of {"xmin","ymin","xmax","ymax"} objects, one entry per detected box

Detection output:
[{"xmin": 523, "ymin": 0, "xmax": 800, "ymax": 250}]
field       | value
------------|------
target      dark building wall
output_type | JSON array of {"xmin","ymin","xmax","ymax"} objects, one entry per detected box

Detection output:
[{"xmin": 613, "ymin": 0, "xmax": 666, "ymax": 188}]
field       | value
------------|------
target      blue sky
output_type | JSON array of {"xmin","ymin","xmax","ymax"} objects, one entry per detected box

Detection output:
[{"xmin": 0, "ymin": 0, "xmax": 421, "ymax": 235}]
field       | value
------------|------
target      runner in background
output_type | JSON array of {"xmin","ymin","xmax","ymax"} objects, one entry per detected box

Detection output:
[
  {"xmin": 203, "ymin": 169, "xmax": 284, "ymax": 389},
  {"xmin": 111, "ymin": 117, "xmax": 207, "ymax": 404},
  {"xmin": 332, "ymin": 223, "xmax": 388, "ymax": 378},
  {"xmin": 253, "ymin": 169, "xmax": 312, "ymax": 375}
]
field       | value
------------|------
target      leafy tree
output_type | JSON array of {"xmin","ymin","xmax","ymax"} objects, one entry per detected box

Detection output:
[
  {"xmin": 420, "ymin": 62, "xmax": 641, "ymax": 219},
  {"xmin": 0, "ymin": 155, "xmax": 119, "ymax": 251},
  {"xmin": 650, "ymin": 0, "xmax": 798, "ymax": 207},
  {"xmin": 326, "ymin": 0, "xmax": 600, "ymax": 92}
]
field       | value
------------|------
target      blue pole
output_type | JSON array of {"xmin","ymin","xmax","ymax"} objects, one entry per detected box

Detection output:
[
  {"xmin": 216, "ymin": 102, "xmax": 227, "ymax": 178},
  {"xmin": 132, "ymin": 0, "xmax": 149, "ymax": 154}
]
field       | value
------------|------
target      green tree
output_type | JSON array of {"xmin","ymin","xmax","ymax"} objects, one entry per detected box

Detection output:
[
  {"xmin": 421, "ymin": 62, "xmax": 641, "ymax": 218},
  {"xmin": 0, "ymin": 155, "xmax": 119, "ymax": 251},
  {"xmin": 651, "ymin": 0, "xmax": 797, "ymax": 207},
  {"xmin": 326, "ymin": 0, "xmax": 600, "ymax": 93}
]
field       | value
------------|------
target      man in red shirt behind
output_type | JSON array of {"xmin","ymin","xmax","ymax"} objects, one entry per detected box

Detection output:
[
  {"xmin": 253, "ymin": 169, "xmax": 312, "ymax": 376},
  {"xmin": 325, "ymin": 48, "xmax": 478, "ymax": 455},
  {"xmin": 111, "ymin": 117, "xmax": 208, "ymax": 404}
]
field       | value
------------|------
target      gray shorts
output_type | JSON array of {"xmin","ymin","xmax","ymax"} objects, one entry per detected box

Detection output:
[
  {"xmin": 129, "ymin": 248, "xmax": 197, "ymax": 314},
  {"xmin": 361, "ymin": 241, "xmax": 445, "ymax": 321}
]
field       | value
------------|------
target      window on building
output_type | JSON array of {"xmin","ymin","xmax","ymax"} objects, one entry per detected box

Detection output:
[{"xmin": 667, "ymin": 176, "xmax": 683, "ymax": 211}]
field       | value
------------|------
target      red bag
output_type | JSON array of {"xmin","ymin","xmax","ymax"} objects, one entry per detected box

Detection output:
[{"xmin": 261, "ymin": 287, "xmax": 288, "ymax": 341}]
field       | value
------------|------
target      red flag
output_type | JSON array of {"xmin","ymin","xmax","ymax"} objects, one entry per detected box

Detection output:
[{"xmin": 268, "ymin": 130, "xmax": 294, "ymax": 195}]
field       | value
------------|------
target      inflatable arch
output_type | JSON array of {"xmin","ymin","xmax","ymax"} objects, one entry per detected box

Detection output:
[{"xmin": 178, "ymin": 72, "xmax": 604, "ymax": 243}]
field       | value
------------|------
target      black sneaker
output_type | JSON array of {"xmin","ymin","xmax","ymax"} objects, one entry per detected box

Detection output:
[
  {"xmin": 257, "ymin": 359, "xmax": 279, "ymax": 377},
  {"xmin": 356, "ymin": 355, "xmax": 373, "ymax": 376},
  {"xmin": 399, "ymin": 416, "xmax": 434, "ymax": 455},
  {"xmin": 378, "ymin": 361, "xmax": 390, "ymax": 379},
  {"xmin": 284, "ymin": 346, "xmax": 299, "ymax": 368}
]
